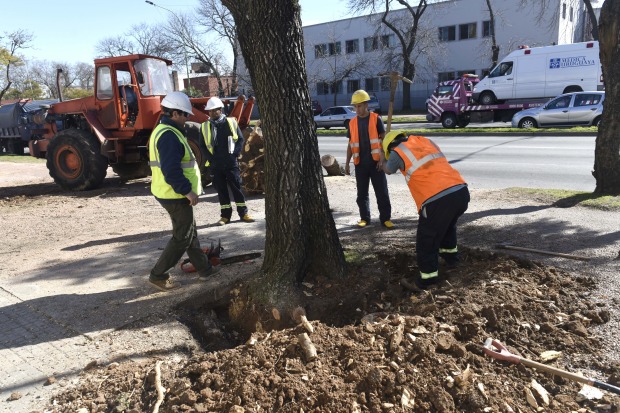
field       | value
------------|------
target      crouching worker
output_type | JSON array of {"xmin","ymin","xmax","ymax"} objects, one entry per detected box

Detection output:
[{"xmin": 381, "ymin": 131, "xmax": 470, "ymax": 290}]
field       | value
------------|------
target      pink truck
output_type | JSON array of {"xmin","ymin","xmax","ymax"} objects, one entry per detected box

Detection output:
[{"xmin": 425, "ymin": 75, "xmax": 544, "ymax": 128}]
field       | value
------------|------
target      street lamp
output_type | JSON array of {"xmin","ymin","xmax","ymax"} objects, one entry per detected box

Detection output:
[{"xmin": 145, "ymin": 0, "xmax": 192, "ymax": 93}]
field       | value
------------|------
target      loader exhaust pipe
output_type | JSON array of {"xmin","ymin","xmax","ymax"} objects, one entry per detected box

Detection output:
[{"xmin": 56, "ymin": 68, "xmax": 63, "ymax": 102}]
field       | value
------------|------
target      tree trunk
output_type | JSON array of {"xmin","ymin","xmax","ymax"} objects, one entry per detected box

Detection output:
[
  {"xmin": 321, "ymin": 155, "xmax": 344, "ymax": 176},
  {"xmin": 222, "ymin": 0, "xmax": 346, "ymax": 290},
  {"xmin": 583, "ymin": 0, "xmax": 599, "ymax": 41},
  {"xmin": 593, "ymin": 0, "xmax": 620, "ymax": 195}
]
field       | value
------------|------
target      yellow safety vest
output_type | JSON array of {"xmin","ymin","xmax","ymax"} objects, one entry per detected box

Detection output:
[
  {"xmin": 149, "ymin": 123, "xmax": 201, "ymax": 199},
  {"xmin": 349, "ymin": 112, "xmax": 381, "ymax": 165},
  {"xmin": 201, "ymin": 117, "xmax": 239, "ymax": 167}
]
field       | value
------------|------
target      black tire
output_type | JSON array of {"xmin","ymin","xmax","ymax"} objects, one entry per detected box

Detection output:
[
  {"xmin": 8, "ymin": 140, "xmax": 26, "ymax": 155},
  {"xmin": 112, "ymin": 162, "xmax": 151, "ymax": 180},
  {"xmin": 441, "ymin": 112, "xmax": 457, "ymax": 129},
  {"xmin": 324, "ymin": 126, "xmax": 331, "ymax": 130},
  {"xmin": 184, "ymin": 121, "xmax": 212, "ymax": 187},
  {"xmin": 518, "ymin": 117, "xmax": 537, "ymax": 129},
  {"xmin": 592, "ymin": 117, "xmax": 601, "ymax": 127},
  {"xmin": 457, "ymin": 115, "xmax": 470, "ymax": 128},
  {"xmin": 46, "ymin": 129, "xmax": 108, "ymax": 191},
  {"xmin": 479, "ymin": 92, "xmax": 496, "ymax": 105},
  {"xmin": 563, "ymin": 86, "xmax": 582, "ymax": 94}
]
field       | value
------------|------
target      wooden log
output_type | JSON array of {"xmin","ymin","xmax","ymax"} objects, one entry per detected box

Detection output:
[
  {"xmin": 298, "ymin": 332, "xmax": 317, "ymax": 361},
  {"xmin": 321, "ymin": 154, "xmax": 344, "ymax": 176}
]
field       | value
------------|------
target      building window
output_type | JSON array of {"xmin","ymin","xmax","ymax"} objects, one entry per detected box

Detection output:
[
  {"xmin": 330, "ymin": 81, "xmax": 343, "ymax": 94},
  {"xmin": 438, "ymin": 26, "xmax": 456, "ymax": 42},
  {"xmin": 438, "ymin": 72, "xmax": 455, "ymax": 82},
  {"xmin": 562, "ymin": 3, "xmax": 566, "ymax": 19},
  {"xmin": 365, "ymin": 78, "xmax": 379, "ymax": 92},
  {"xmin": 328, "ymin": 42, "xmax": 341, "ymax": 56},
  {"xmin": 569, "ymin": 6, "xmax": 574, "ymax": 22},
  {"xmin": 364, "ymin": 36, "xmax": 379, "ymax": 52},
  {"xmin": 381, "ymin": 34, "xmax": 396, "ymax": 48},
  {"xmin": 317, "ymin": 82, "xmax": 329, "ymax": 95},
  {"xmin": 315, "ymin": 44, "xmax": 327, "ymax": 58},
  {"xmin": 345, "ymin": 39, "xmax": 359, "ymax": 54},
  {"xmin": 457, "ymin": 70, "xmax": 476, "ymax": 77},
  {"xmin": 347, "ymin": 79, "xmax": 360, "ymax": 93},
  {"xmin": 459, "ymin": 23, "xmax": 477, "ymax": 40},
  {"xmin": 483, "ymin": 21, "xmax": 493, "ymax": 37},
  {"xmin": 380, "ymin": 77, "xmax": 391, "ymax": 91}
]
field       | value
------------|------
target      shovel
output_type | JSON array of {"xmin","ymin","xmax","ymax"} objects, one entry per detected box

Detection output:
[{"xmin": 482, "ymin": 338, "xmax": 620, "ymax": 395}]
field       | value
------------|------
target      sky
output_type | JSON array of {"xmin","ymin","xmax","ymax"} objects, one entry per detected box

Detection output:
[{"xmin": 1, "ymin": 0, "xmax": 358, "ymax": 65}]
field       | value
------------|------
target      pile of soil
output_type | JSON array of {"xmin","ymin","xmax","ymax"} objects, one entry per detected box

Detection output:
[{"xmin": 46, "ymin": 243, "xmax": 619, "ymax": 412}]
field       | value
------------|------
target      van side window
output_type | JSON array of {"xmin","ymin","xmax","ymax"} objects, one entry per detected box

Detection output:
[{"xmin": 489, "ymin": 62, "xmax": 513, "ymax": 78}]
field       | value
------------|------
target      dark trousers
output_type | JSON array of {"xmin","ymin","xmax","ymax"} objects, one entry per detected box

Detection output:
[
  {"xmin": 354, "ymin": 161, "xmax": 391, "ymax": 223},
  {"xmin": 416, "ymin": 186, "xmax": 470, "ymax": 275},
  {"xmin": 211, "ymin": 166, "xmax": 248, "ymax": 219},
  {"xmin": 151, "ymin": 202, "xmax": 210, "ymax": 280}
]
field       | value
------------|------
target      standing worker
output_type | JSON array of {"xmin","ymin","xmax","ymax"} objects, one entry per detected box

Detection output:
[
  {"xmin": 344, "ymin": 89, "xmax": 393, "ymax": 229},
  {"xmin": 381, "ymin": 131, "xmax": 470, "ymax": 290},
  {"xmin": 200, "ymin": 97, "xmax": 254, "ymax": 226},
  {"xmin": 148, "ymin": 92, "xmax": 219, "ymax": 291}
]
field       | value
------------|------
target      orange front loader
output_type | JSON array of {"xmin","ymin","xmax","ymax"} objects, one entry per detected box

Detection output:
[{"xmin": 25, "ymin": 54, "xmax": 253, "ymax": 191}]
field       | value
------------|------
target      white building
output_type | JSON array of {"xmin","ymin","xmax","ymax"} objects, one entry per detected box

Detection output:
[{"xmin": 238, "ymin": 0, "xmax": 600, "ymax": 111}]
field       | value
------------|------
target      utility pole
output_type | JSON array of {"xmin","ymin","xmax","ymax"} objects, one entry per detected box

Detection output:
[
  {"xmin": 145, "ymin": 0, "xmax": 192, "ymax": 93},
  {"xmin": 378, "ymin": 71, "xmax": 412, "ymax": 132}
]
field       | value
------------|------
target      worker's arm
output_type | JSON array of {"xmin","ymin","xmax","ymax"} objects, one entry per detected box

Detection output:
[
  {"xmin": 382, "ymin": 151, "xmax": 404, "ymax": 175},
  {"xmin": 345, "ymin": 129, "xmax": 352, "ymax": 175},
  {"xmin": 376, "ymin": 117, "xmax": 386, "ymax": 169},
  {"xmin": 232, "ymin": 124, "xmax": 245, "ymax": 157}
]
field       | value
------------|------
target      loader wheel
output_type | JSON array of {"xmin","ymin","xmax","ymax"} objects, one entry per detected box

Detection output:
[
  {"xmin": 441, "ymin": 112, "xmax": 457, "ymax": 129},
  {"xmin": 112, "ymin": 162, "xmax": 151, "ymax": 180},
  {"xmin": 46, "ymin": 129, "xmax": 108, "ymax": 191}
]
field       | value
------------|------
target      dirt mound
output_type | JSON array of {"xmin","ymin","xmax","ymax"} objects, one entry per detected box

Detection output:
[{"xmin": 45, "ymin": 244, "xmax": 619, "ymax": 413}]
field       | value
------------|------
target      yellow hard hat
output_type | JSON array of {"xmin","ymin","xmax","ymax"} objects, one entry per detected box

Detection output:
[
  {"xmin": 351, "ymin": 89, "xmax": 371, "ymax": 105},
  {"xmin": 382, "ymin": 131, "xmax": 406, "ymax": 160}
]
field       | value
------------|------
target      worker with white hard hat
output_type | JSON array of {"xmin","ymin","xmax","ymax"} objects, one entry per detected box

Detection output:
[
  {"xmin": 147, "ymin": 91, "xmax": 219, "ymax": 291},
  {"xmin": 200, "ymin": 96, "xmax": 254, "ymax": 226}
]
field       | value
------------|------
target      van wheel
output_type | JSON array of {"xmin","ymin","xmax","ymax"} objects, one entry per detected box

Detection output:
[
  {"xmin": 518, "ymin": 117, "xmax": 537, "ymax": 129},
  {"xmin": 563, "ymin": 86, "xmax": 582, "ymax": 94},
  {"xmin": 441, "ymin": 113, "xmax": 457, "ymax": 129},
  {"xmin": 479, "ymin": 92, "xmax": 496, "ymax": 105}
]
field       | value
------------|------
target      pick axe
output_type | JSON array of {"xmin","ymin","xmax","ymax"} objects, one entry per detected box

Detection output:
[{"xmin": 378, "ymin": 71, "xmax": 412, "ymax": 132}]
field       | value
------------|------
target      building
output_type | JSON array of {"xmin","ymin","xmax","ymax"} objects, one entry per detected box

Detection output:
[{"xmin": 238, "ymin": 0, "xmax": 601, "ymax": 111}]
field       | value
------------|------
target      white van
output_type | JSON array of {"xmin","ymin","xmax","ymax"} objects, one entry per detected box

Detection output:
[{"xmin": 473, "ymin": 41, "xmax": 603, "ymax": 105}]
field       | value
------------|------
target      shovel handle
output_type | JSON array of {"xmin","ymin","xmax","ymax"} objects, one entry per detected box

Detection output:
[{"xmin": 483, "ymin": 338, "xmax": 620, "ymax": 395}]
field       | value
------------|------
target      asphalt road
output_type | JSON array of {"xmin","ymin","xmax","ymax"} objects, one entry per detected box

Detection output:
[{"xmin": 318, "ymin": 133, "xmax": 596, "ymax": 192}]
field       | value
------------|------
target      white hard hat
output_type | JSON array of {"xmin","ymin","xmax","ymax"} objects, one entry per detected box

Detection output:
[
  {"xmin": 161, "ymin": 91, "xmax": 193, "ymax": 114},
  {"xmin": 205, "ymin": 97, "xmax": 224, "ymax": 111}
]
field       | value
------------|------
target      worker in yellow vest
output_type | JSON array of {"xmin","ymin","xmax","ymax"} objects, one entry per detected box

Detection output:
[
  {"xmin": 345, "ymin": 89, "xmax": 393, "ymax": 229},
  {"xmin": 148, "ymin": 92, "xmax": 219, "ymax": 291},
  {"xmin": 200, "ymin": 97, "xmax": 254, "ymax": 226},
  {"xmin": 381, "ymin": 131, "xmax": 470, "ymax": 290}
]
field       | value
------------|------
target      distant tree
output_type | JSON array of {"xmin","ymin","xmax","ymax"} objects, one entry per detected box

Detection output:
[
  {"xmin": 483, "ymin": 0, "xmax": 500, "ymax": 69},
  {"xmin": 221, "ymin": 0, "xmax": 346, "ymax": 301},
  {"xmin": 197, "ymin": 0, "xmax": 239, "ymax": 95},
  {"xmin": 95, "ymin": 23, "xmax": 176, "ymax": 60},
  {"xmin": 74, "ymin": 62, "xmax": 95, "ymax": 90},
  {"xmin": 4, "ymin": 78, "xmax": 43, "ymax": 100},
  {"xmin": 0, "ymin": 30, "xmax": 33, "ymax": 103},
  {"xmin": 593, "ymin": 0, "xmax": 619, "ymax": 194},
  {"xmin": 583, "ymin": 0, "xmax": 599, "ymax": 40},
  {"xmin": 29, "ymin": 61, "xmax": 82, "ymax": 99}
]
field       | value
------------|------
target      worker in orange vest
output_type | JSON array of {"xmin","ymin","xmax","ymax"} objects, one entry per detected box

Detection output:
[
  {"xmin": 381, "ymin": 131, "xmax": 470, "ymax": 290},
  {"xmin": 345, "ymin": 89, "xmax": 393, "ymax": 229}
]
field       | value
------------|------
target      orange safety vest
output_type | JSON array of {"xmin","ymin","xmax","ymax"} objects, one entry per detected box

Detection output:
[
  {"xmin": 349, "ymin": 112, "xmax": 381, "ymax": 165},
  {"xmin": 394, "ymin": 136, "xmax": 466, "ymax": 211}
]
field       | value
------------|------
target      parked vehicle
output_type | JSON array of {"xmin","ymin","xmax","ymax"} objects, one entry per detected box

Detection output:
[
  {"xmin": 314, "ymin": 106, "xmax": 356, "ymax": 129},
  {"xmin": 512, "ymin": 91, "xmax": 604, "ymax": 128},
  {"xmin": 426, "ymin": 74, "xmax": 544, "ymax": 128},
  {"xmin": 367, "ymin": 95, "xmax": 382, "ymax": 115},
  {"xmin": 311, "ymin": 100, "xmax": 323, "ymax": 116},
  {"xmin": 0, "ymin": 54, "xmax": 254, "ymax": 190},
  {"xmin": 473, "ymin": 41, "xmax": 603, "ymax": 105}
]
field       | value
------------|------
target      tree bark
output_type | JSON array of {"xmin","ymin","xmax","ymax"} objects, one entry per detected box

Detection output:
[
  {"xmin": 583, "ymin": 0, "xmax": 599, "ymax": 41},
  {"xmin": 222, "ymin": 0, "xmax": 346, "ymax": 291},
  {"xmin": 593, "ymin": 0, "xmax": 620, "ymax": 195}
]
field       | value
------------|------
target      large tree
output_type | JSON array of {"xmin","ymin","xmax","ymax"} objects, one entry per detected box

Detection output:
[
  {"xmin": 0, "ymin": 30, "xmax": 33, "ymax": 103},
  {"xmin": 592, "ymin": 0, "xmax": 620, "ymax": 194},
  {"xmin": 221, "ymin": 0, "xmax": 346, "ymax": 303}
]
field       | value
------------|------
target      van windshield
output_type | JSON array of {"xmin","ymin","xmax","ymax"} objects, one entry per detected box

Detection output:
[{"xmin": 489, "ymin": 61, "xmax": 513, "ymax": 78}]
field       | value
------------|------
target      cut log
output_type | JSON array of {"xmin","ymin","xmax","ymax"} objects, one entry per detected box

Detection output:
[
  {"xmin": 239, "ymin": 124, "xmax": 266, "ymax": 194},
  {"xmin": 321, "ymin": 154, "xmax": 344, "ymax": 176},
  {"xmin": 298, "ymin": 332, "xmax": 317, "ymax": 361}
]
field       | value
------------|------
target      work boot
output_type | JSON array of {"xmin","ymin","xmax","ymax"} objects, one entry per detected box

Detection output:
[
  {"xmin": 440, "ymin": 252, "xmax": 460, "ymax": 268},
  {"xmin": 241, "ymin": 214, "xmax": 255, "ymax": 223},
  {"xmin": 382, "ymin": 220, "xmax": 395, "ymax": 229},
  {"xmin": 217, "ymin": 217, "xmax": 230, "ymax": 226},
  {"xmin": 357, "ymin": 219, "xmax": 368, "ymax": 228},
  {"xmin": 198, "ymin": 265, "xmax": 221, "ymax": 281},
  {"xmin": 148, "ymin": 277, "xmax": 180, "ymax": 291}
]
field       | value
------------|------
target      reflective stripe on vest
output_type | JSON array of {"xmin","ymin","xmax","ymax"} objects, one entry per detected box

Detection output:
[
  {"xmin": 201, "ymin": 117, "xmax": 239, "ymax": 165},
  {"xmin": 394, "ymin": 136, "xmax": 466, "ymax": 211},
  {"xmin": 349, "ymin": 112, "xmax": 381, "ymax": 165},
  {"xmin": 149, "ymin": 123, "xmax": 201, "ymax": 199}
]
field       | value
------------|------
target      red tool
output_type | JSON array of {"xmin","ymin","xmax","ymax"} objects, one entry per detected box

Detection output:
[
  {"xmin": 482, "ymin": 338, "xmax": 620, "ymax": 395},
  {"xmin": 180, "ymin": 240, "xmax": 261, "ymax": 272}
]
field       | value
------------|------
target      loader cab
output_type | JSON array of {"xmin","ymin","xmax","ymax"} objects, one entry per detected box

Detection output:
[{"xmin": 94, "ymin": 55, "xmax": 173, "ymax": 131}]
